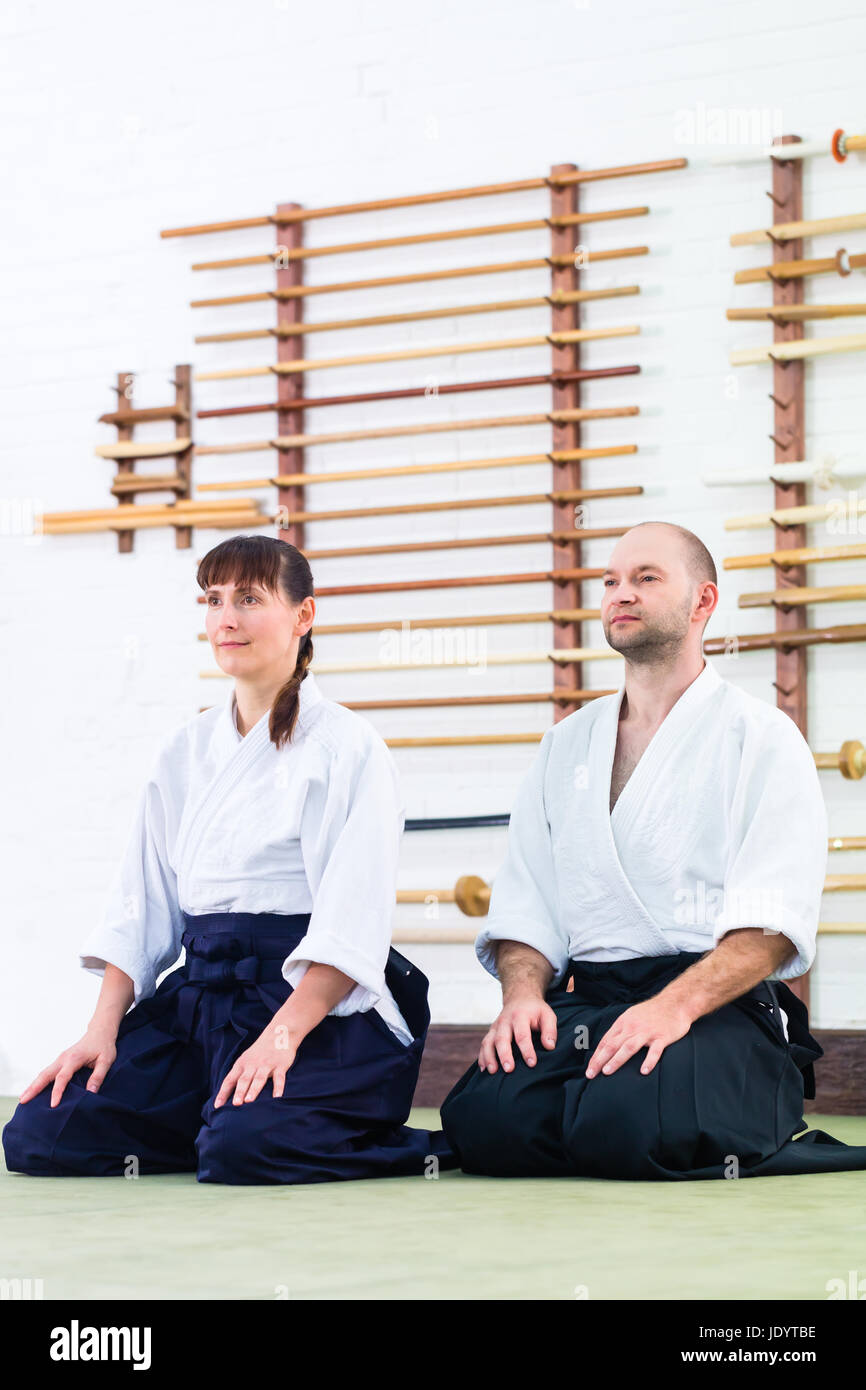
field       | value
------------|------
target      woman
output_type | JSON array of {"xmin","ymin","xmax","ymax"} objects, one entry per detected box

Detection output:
[{"xmin": 3, "ymin": 535, "xmax": 456, "ymax": 1185}]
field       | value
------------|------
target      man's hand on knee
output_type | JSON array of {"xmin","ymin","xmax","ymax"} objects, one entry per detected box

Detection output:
[
  {"xmin": 585, "ymin": 996, "xmax": 693, "ymax": 1078},
  {"xmin": 478, "ymin": 994, "xmax": 558, "ymax": 1074}
]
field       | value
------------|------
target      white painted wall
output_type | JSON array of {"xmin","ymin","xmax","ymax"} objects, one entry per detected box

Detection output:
[{"xmin": 2, "ymin": 0, "xmax": 865, "ymax": 1088}]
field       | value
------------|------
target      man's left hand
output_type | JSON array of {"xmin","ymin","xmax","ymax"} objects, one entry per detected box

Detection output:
[{"xmin": 585, "ymin": 996, "xmax": 694, "ymax": 1078}]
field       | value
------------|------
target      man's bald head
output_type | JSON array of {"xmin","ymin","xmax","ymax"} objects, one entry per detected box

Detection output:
[
  {"xmin": 601, "ymin": 521, "xmax": 718, "ymax": 660},
  {"xmin": 620, "ymin": 521, "xmax": 717, "ymax": 589}
]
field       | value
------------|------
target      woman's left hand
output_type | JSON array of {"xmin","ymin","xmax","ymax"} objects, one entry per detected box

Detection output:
[{"xmin": 214, "ymin": 1019, "xmax": 302, "ymax": 1107}]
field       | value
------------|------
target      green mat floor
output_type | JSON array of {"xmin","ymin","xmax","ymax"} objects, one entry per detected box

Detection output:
[{"xmin": 2, "ymin": 1100, "xmax": 865, "ymax": 1300}]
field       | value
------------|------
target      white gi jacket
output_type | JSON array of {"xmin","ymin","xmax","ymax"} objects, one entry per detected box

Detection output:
[
  {"xmin": 475, "ymin": 659, "xmax": 828, "ymax": 990},
  {"xmin": 79, "ymin": 670, "xmax": 413, "ymax": 1044}
]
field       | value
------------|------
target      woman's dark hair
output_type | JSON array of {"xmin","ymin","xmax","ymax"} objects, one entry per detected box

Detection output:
[{"xmin": 197, "ymin": 535, "xmax": 314, "ymax": 752}]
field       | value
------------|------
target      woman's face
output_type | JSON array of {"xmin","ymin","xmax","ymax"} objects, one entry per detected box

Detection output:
[{"xmin": 205, "ymin": 579, "xmax": 314, "ymax": 677}]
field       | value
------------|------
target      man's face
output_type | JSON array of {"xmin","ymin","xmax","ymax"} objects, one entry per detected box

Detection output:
[{"xmin": 600, "ymin": 531, "xmax": 699, "ymax": 663}]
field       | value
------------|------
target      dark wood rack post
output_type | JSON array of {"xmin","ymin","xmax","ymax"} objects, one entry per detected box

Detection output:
[
  {"xmin": 770, "ymin": 135, "xmax": 809, "ymax": 1008},
  {"xmin": 275, "ymin": 203, "xmax": 305, "ymax": 549},
  {"xmin": 549, "ymin": 161, "xmax": 583, "ymax": 723},
  {"xmin": 173, "ymin": 363, "xmax": 193, "ymax": 551}
]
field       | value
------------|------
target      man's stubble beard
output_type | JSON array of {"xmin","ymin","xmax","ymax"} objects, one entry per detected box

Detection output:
[{"xmin": 605, "ymin": 595, "xmax": 695, "ymax": 667}]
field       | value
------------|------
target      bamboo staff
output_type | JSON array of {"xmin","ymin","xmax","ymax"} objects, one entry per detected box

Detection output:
[
  {"xmin": 195, "ymin": 408, "xmax": 640, "ymax": 459},
  {"xmin": 196, "ymin": 363, "xmax": 641, "ymax": 420},
  {"xmin": 724, "ymin": 540, "xmax": 866, "ymax": 570},
  {"xmin": 379, "ymin": 732, "xmax": 866, "ymax": 766},
  {"xmin": 725, "ymin": 497, "xmax": 866, "ymax": 530},
  {"xmin": 730, "ymin": 332, "xmax": 866, "ymax": 366},
  {"xmin": 703, "ymin": 455, "xmax": 864, "ymax": 487},
  {"xmin": 194, "ymin": 285, "xmax": 641, "ymax": 344},
  {"xmin": 731, "ymin": 212, "xmax": 866, "ymax": 246},
  {"xmin": 197, "ymin": 445, "xmax": 640, "ymax": 493},
  {"xmin": 192, "ymin": 208, "xmax": 651, "ymax": 273},
  {"xmin": 190, "ymin": 248, "xmax": 648, "ymax": 309},
  {"xmin": 703, "ymin": 624, "xmax": 866, "ymax": 656},
  {"xmin": 739, "ymin": 584, "xmax": 866, "ymax": 609},
  {"xmin": 726, "ymin": 305, "xmax": 866, "ymax": 321},
  {"xmin": 161, "ymin": 158, "xmax": 687, "ymax": 238},
  {"xmin": 734, "ymin": 251, "xmax": 866, "ymax": 285},
  {"xmin": 194, "ymin": 327, "xmax": 641, "ymax": 382},
  {"xmin": 824, "ymin": 875, "xmax": 866, "ymax": 891},
  {"xmin": 830, "ymin": 837, "xmax": 866, "ymax": 851}
]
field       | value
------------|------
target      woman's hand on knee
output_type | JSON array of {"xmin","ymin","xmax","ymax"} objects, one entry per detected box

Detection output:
[
  {"xmin": 18, "ymin": 1024, "xmax": 118, "ymax": 1108},
  {"xmin": 478, "ymin": 995, "xmax": 558, "ymax": 1074}
]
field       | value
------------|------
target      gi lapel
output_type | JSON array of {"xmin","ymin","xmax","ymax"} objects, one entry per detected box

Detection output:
[
  {"xmin": 175, "ymin": 671, "xmax": 325, "ymax": 883},
  {"xmin": 589, "ymin": 659, "xmax": 724, "ymax": 955}
]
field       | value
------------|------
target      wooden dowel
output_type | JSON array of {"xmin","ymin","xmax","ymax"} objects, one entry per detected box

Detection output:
[
  {"xmin": 817, "ymin": 923, "xmax": 866, "ymax": 934},
  {"xmin": 207, "ymin": 484, "xmax": 643, "ymax": 526},
  {"xmin": 191, "ymin": 209, "xmax": 650, "ymax": 272},
  {"xmin": 734, "ymin": 251, "xmax": 866, "ymax": 284},
  {"xmin": 739, "ymin": 584, "xmax": 866, "ymax": 609},
  {"xmin": 197, "ymin": 444, "xmax": 639, "ymax": 491},
  {"xmin": 297, "ymin": 527, "xmax": 626, "ymax": 563},
  {"xmin": 726, "ymin": 305, "xmax": 866, "ymax": 321},
  {"xmin": 98, "ymin": 404, "xmax": 190, "ymax": 425},
  {"xmin": 724, "ymin": 541, "xmax": 866, "ymax": 570},
  {"xmin": 703, "ymin": 455, "xmax": 864, "ymax": 487},
  {"xmin": 110, "ymin": 473, "xmax": 189, "ymax": 496},
  {"xmin": 344, "ymin": 690, "xmax": 615, "ymax": 710},
  {"xmin": 731, "ymin": 212, "xmax": 866, "ymax": 246},
  {"xmin": 193, "ymin": 286, "xmax": 642, "ymax": 344},
  {"xmin": 191, "ymin": 249, "xmax": 649, "ymax": 307},
  {"xmin": 730, "ymin": 332, "xmax": 866, "ymax": 366},
  {"xmin": 213, "ymin": 608, "xmax": 599, "ymax": 636},
  {"xmin": 726, "ymin": 497, "xmax": 866, "ymax": 529},
  {"xmin": 195, "ymin": 412, "xmax": 640, "ymax": 458},
  {"xmin": 386, "ymin": 733, "xmax": 545, "ymax": 747},
  {"xmin": 302, "ymin": 567, "xmax": 605, "ymax": 598},
  {"xmin": 703, "ymin": 623, "xmax": 866, "ymax": 655},
  {"xmin": 196, "ymin": 363, "xmax": 641, "ymax": 420},
  {"xmin": 162, "ymin": 158, "xmax": 686, "ymax": 238},
  {"xmin": 44, "ymin": 496, "xmax": 253, "ymax": 523},
  {"xmin": 829, "ymin": 837, "xmax": 866, "ymax": 851},
  {"xmin": 40, "ymin": 509, "xmax": 264, "ymax": 535},
  {"xmin": 94, "ymin": 439, "xmax": 193, "ymax": 460},
  {"xmin": 824, "ymin": 875, "xmax": 866, "ymax": 892},
  {"xmin": 814, "ymin": 741, "xmax": 866, "ymax": 780},
  {"xmin": 303, "ymin": 647, "xmax": 621, "ymax": 675},
  {"xmin": 195, "ymin": 327, "xmax": 641, "ymax": 381}
]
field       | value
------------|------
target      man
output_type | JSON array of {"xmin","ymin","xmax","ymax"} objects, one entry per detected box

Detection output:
[{"xmin": 440, "ymin": 521, "xmax": 866, "ymax": 1179}]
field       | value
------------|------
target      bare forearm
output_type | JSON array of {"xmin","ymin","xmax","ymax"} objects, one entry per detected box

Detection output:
[
  {"xmin": 88, "ymin": 963, "xmax": 135, "ymax": 1033},
  {"xmin": 658, "ymin": 929, "xmax": 796, "ymax": 1024},
  {"xmin": 271, "ymin": 962, "xmax": 357, "ymax": 1039},
  {"xmin": 494, "ymin": 940, "xmax": 555, "ymax": 1002}
]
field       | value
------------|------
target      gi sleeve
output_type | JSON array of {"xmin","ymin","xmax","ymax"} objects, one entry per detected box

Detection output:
[
  {"xmin": 711, "ymin": 711, "xmax": 828, "ymax": 980},
  {"xmin": 284, "ymin": 727, "xmax": 404, "ymax": 1014},
  {"xmin": 78, "ymin": 738, "xmax": 186, "ymax": 1004},
  {"xmin": 475, "ymin": 726, "xmax": 570, "ymax": 986}
]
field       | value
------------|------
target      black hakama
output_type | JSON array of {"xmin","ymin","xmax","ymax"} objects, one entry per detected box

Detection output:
[
  {"xmin": 441, "ymin": 951, "xmax": 866, "ymax": 1180},
  {"xmin": 3, "ymin": 911, "xmax": 456, "ymax": 1185}
]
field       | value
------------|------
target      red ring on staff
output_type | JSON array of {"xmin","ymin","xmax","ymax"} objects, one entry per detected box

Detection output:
[{"xmin": 831, "ymin": 128, "xmax": 847, "ymax": 162}]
